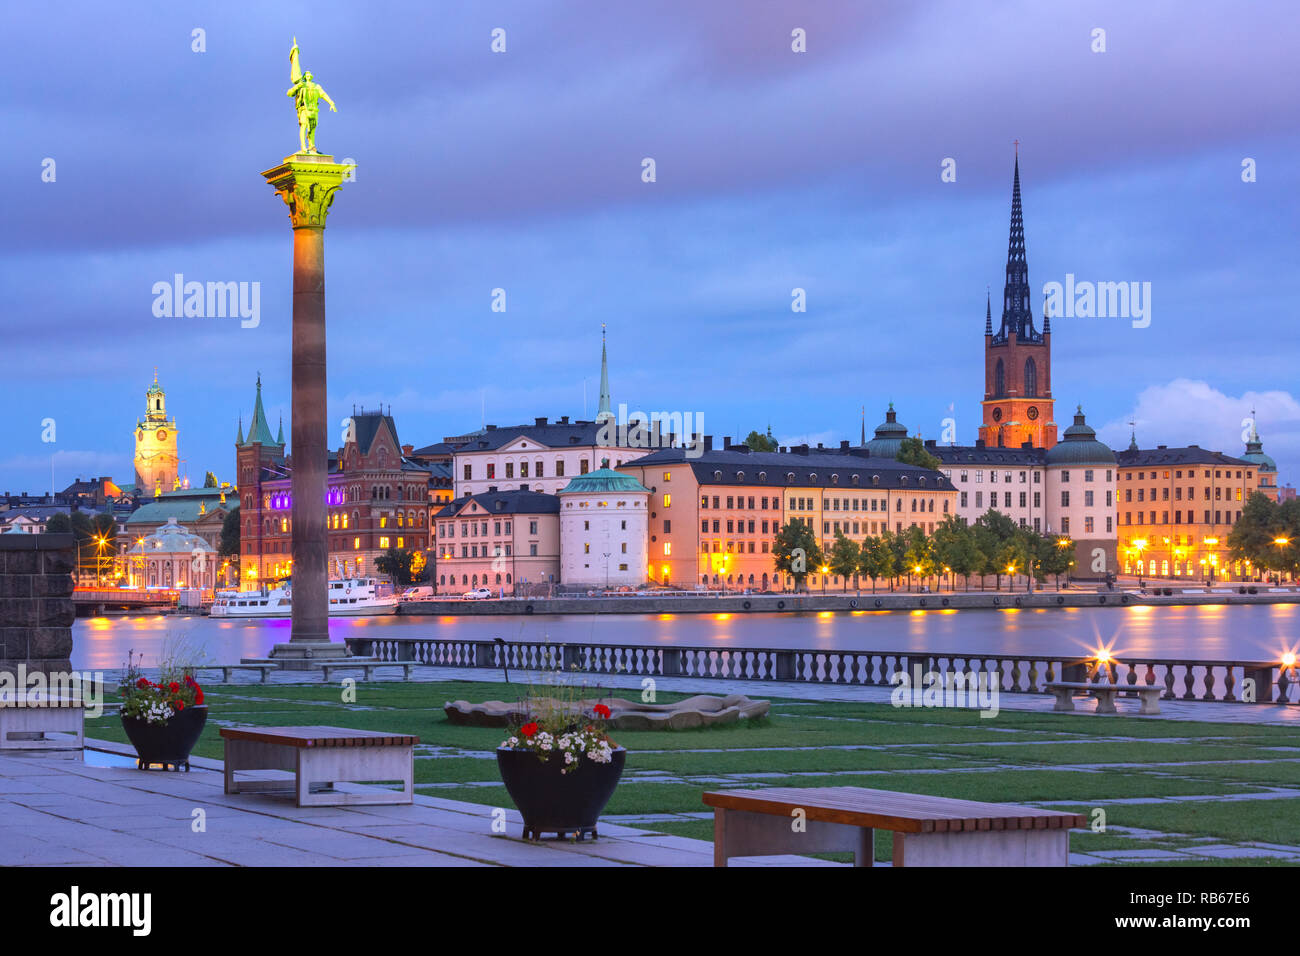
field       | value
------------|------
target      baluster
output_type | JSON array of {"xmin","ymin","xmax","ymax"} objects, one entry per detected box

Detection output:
[
  {"xmin": 1182, "ymin": 664, "xmax": 1196, "ymax": 700},
  {"xmin": 1162, "ymin": 665, "xmax": 1175, "ymax": 700},
  {"xmin": 1009, "ymin": 660, "xmax": 1021, "ymax": 693},
  {"xmin": 1223, "ymin": 666, "xmax": 1236, "ymax": 702},
  {"xmin": 1202, "ymin": 667, "xmax": 1217, "ymax": 701},
  {"xmin": 1277, "ymin": 668, "xmax": 1292, "ymax": 704},
  {"xmin": 1145, "ymin": 663, "xmax": 1156, "ymax": 687}
]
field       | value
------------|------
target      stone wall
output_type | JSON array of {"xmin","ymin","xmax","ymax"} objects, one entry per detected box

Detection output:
[{"xmin": 0, "ymin": 533, "xmax": 75, "ymax": 676}]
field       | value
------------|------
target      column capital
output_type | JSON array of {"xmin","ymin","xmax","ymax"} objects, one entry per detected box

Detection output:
[{"xmin": 261, "ymin": 152, "xmax": 349, "ymax": 229}]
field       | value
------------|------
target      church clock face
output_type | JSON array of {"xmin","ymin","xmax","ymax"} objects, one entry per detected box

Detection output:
[
  {"xmin": 991, "ymin": 407, "xmax": 1003, "ymax": 422},
  {"xmin": 156, "ymin": 429, "xmax": 168, "ymax": 441},
  {"xmin": 1027, "ymin": 407, "xmax": 1039, "ymax": 421},
  {"xmin": 136, "ymin": 429, "xmax": 143, "ymax": 442}
]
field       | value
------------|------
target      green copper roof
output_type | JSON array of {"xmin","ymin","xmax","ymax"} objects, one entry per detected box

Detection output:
[
  {"xmin": 1045, "ymin": 406, "xmax": 1116, "ymax": 465},
  {"xmin": 243, "ymin": 375, "xmax": 281, "ymax": 447},
  {"xmin": 1243, "ymin": 419, "xmax": 1277, "ymax": 472},
  {"xmin": 864, "ymin": 404, "xmax": 908, "ymax": 456},
  {"xmin": 235, "ymin": 414, "xmax": 244, "ymax": 445},
  {"xmin": 558, "ymin": 462, "xmax": 649, "ymax": 495}
]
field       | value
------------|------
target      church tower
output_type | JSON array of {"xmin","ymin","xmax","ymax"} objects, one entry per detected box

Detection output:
[
  {"xmin": 978, "ymin": 154, "xmax": 1057, "ymax": 449},
  {"xmin": 133, "ymin": 371, "xmax": 180, "ymax": 494},
  {"xmin": 235, "ymin": 375, "xmax": 287, "ymax": 587}
]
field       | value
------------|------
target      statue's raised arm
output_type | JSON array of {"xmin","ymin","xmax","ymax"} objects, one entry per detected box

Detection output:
[{"xmin": 285, "ymin": 38, "xmax": 335, "ymax": 153}]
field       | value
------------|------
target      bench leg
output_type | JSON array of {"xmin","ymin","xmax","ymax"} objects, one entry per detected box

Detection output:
[
  {"xmin": 1051, "ymin": 690, "xmax": 1074, "ymax": 712},
  {"xmin": 222, "ymin": 667, "xmax": 233, "ymax": 683},
  {"xmin": 895, "ymin": 828, "xmax": 1069, "ymax": 866},
  {"xmin": 1094, "ymin": 690, "xmax": 1118, "ymax": 714},
  {"xmin": 1139, "ymin": 693, "xmax": 1161, "ymax": 715},
  {"xmin": 714, "ymin": 808, "xmax": 729, "ymax": 867},
  {"xmin": 260, "ymin": 667, "xmax": 272, "ymax": 684}
]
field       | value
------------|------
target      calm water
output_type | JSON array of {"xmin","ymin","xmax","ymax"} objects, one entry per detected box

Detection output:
[{"xmin": 73, "ymin": 603, "xmax": 1300, "ymax": 671}]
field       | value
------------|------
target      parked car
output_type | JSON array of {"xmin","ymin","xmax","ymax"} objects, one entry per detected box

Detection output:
[
  {"xmin": 400, "ymin": 585, "xmax": 435, "ymax": 603},
  {"xmin": 462, "ymin": 587, "xmax": 493, "ymax": 600}
]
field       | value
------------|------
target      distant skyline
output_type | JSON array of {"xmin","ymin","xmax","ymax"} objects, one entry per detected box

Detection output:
[{"xmin": 3, "ymin": 1, "xmax": 1297, "ymax": 494}]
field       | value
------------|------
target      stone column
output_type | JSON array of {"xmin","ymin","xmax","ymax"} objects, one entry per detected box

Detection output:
[
  {"xmin": 262, "ymin": 153, "xmax": 347, "ymax": 647},
  {"xmin": 0, "ymin": 533, "xmax": 75, "ymax": 677}
]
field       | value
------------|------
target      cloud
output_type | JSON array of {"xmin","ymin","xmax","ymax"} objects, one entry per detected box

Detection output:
[{"xmin": 1096, "ymin": 379, "xmax": 1300, "ymax": 477}]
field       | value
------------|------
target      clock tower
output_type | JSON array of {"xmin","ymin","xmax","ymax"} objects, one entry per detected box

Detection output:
[
  {"xmin": 977, "ymin": 154, "xmax": 1057, "ymax": 450},
  {"xmin": 134, "ymin": 372, "xmax": 180, "ymax": 495}
]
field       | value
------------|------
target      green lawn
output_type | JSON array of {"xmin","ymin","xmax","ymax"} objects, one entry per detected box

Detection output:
[{"xmin": 87, "ymin": 679, "xmax": 1300, "ymax": 865}]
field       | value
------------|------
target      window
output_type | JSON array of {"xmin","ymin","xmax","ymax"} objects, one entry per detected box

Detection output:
[
  {"xmin": 486, "ymin": 463, "xmax": 495, "ymax": 479},
  {"xmin": 556, "ymin": 460, "xmax": 565, "ymax": 477},
  {"xmin": 580, "ymin": 459, "xmax": 590, "ymax": 475},
  {"xmin": 663, "ymin": 494, "xmax": 671, "ymax": 508},
  {"xmin": 529, "ymin": 520, "xmax": 538, "ymax": 534},
  {"xmin": 463, "ymin": 463, "xmax": 472, "ymax": 480},
  {"xmin": 663, "ymin": 542, "xmax": 672, "ymax": 556},
  {"xmin": 1024, "ymin": 358, "xmax": 1037, "ymax": 397},
  {"xmin": 1084, "ymin": 491, "xmax": 1094, "ymax": 507},
  {"xmin": 1084, "ymin": 470, "xmax": 1094, "ymax": 482},
  {"xmin": 1084, "ymin": 517, "xmax": 1094, "ymax": 534},
  {"xmin": 1061, "ymin": 491, "xmax": 1070, "ymax": 507},
  {"xmin": 520, "ymin": 461, "xmax": 529, "ymax": 478}
]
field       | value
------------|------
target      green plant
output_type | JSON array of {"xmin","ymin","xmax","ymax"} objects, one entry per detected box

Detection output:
[{"xmin": 118, "ymin": 648, "xmax": 204, "ymax": 724}]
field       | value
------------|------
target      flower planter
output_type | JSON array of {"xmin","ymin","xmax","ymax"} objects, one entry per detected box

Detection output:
[
  {"xmin": 497, "ymin": 746, "xmax": 626, "ymax": 840},
  {"xmin": 121, "ymin": 705, "xmax": 208, "ymax": 771}
]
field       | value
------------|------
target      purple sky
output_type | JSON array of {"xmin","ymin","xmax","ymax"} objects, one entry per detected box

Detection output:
[{"xmin": 2, "ymin": 0, "xmax": 1297, "ymax": 494}]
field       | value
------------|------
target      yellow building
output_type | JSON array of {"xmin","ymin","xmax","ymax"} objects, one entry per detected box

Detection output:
[
  {"xmin": 620, "ymin": 438, "xmax": 958, "ymax": 590},
  {"xmin": 1115, "ymin": 442, "xmax": 1260, "ymax": 581},
  {"xmin": 134, "ymin": 372, "xmax": 180, "ymax": 495}
]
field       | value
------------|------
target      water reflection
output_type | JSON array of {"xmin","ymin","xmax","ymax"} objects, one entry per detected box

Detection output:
[{"xmin": 70, "ymin": 602, "xmax": 1298, "ymax": 670}]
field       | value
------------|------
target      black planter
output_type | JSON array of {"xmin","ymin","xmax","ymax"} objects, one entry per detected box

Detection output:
[
  {"xmin": 497, "ymin": 746, "xmax": 626, "ymax": 840},
  {"xmin": 121, "ymin": 705, "xmax": 208, "ymax": 771}
]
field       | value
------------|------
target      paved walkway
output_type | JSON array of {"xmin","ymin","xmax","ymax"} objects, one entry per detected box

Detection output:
[{"xmin": 0, "ymin": 745, "xmax": 834, "ymax": 868}]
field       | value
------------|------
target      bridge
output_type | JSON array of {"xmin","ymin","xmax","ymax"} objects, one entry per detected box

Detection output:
[{"xmin": 72, "ymin": 588, "xmax": 178, "ymax": 615}]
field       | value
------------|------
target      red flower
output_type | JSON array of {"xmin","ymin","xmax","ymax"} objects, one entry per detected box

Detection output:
[
  {"xmin": 593, "ymin": 704, "xmax": 611, "ymax": 719},
  {"xmin": 175, "ymin": 700, "xmax": 184, "ymax": 711},
  {"xmin": 520, "ymin": 722, "xmax": 539, "ymax": 738},
  {"xmin": 169, "ymin": 682, "xmax": 180, "ymax": 693},
  {"xmin": 194, "ymin": 685, "xmax": 204, "ymax": 706},
  {"xmin": 136, "ymin": 677, "xmax": 150, "ymax": 689}
]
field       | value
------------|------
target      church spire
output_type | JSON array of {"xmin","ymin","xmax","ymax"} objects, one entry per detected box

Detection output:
[
  {"xmin": 596, "ymin": 324, "xmax": 613, "ymax": 423},
  {"xmin": 996, "ymin": 151, "xmax": 1039, "ymax": 344},
  {"xmin": 985, "ymin": 288, "xmax": 992, "ymax": 335},
  {"xmin": 861, "ymin": 405, "xmax": 866, "ymax": 446},
  {"xmin": 277, "ymin": 413, "xmax": 285, "ymax": 446},
  {"xmin": 236, "ymin": 413, "xmax": 244, "ymax": 446},
  {"xmin": 247, "ymin": 373, "xmax": 279, "ymax": 446}
]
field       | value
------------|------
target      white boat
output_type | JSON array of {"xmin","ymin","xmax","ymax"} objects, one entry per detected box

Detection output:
[{"xmin": 210, "ymin": 578, "xmax": 397, "ymax": 618}]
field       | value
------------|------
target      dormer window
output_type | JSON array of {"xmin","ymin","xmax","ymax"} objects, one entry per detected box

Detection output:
[
  {"xmin": 736, "ymin": 471, "xmax": 745, "ymax": 481},
  {"xmin": 871, "ymin": 475, "xmax": 880, "ymax": 486},
  {"xmin": 830, "ymin": 474, "xmax": 839, "ymax": 484},
  {"xmin": 758, "ymin": 471, "xmax": 767, "ymax": 482},
  {"xmin": 714, "ymin": 470, "xmax": 723, "ymax": 480},
  {"xmin": 851, "ymin": 475, "xmax": 860, "ymax": 485}
]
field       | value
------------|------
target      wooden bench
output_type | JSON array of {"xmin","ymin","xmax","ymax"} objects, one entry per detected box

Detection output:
[
  {"xmin": 0, "ymin": 695, "xmax": 85, "ymax": 750},
  {"xmin": 1045, "ymin": 681, "xmax": 1162, "ymax": 715},
  {"xmin": 220, "ymin": 726, "xmax": 418, "ymax": 807},
  {"xmin": 191, "ymin": 664, "xmax": 279, "ymax": 684},
  {"xmin": 317, "ymin": 661, "xmax": 415, "ymax": 682},
  {"xmin": 703, "ymin": 786, "xmax": 1085, "ymax": 867}
]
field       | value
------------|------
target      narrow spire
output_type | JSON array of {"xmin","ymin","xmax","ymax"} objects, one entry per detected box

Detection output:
[
  {"xmin": 248, "ymin": 374, "xmax": 276, "ymax": 445},
  {"xmin": 596, "ymin": 324, "xmax": 613, "ymax": 422},
  {"xmin": 861, "ymin": 405, "xmax": 866, "ymax": 446},
  {"xmin": 1042, "ymin": 290, "xmax": 1051, "ymax": 334},
  {"xmin": 235, "ymin": 413, "xmax": 244, "ymax": 446},
  {"xmin": 997, "ymin": 151, "xmax": 1038, "ymax": 344},
  {"xmin": 1127, "ymin": 419, "xmax": 1138, "ymax": 453},
  {"xmin": 985, "ymin": 289, "xmax": 992, "ymax": 335},
  {"xmin": 276, "ymin": 413, "xmax": 285, "ymax": 446}
]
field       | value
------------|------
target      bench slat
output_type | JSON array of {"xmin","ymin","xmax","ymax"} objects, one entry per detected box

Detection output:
[
  {"xmin": 219, "ymin": 726, "xmax": 419, "ymax": 748},
  {"xmin": 703, "ymin": 786, "xmax": 1085, "ymax": 832}
]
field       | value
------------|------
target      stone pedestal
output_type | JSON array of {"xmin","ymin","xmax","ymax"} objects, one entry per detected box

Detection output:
[
  {"xmin": 0, "ymin": 534, "xmax": 76, "ymax": 676},
  {"xmin": 266, "ymin": 640, "xmax": 352, "ymax": 671},
  {"xmin": 262, "ymin": 152, "xmax": 348, "ymax": 646}
]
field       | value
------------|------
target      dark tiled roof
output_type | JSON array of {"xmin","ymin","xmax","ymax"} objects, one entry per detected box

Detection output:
[
  {"xmin": 453, "ymin": 421, "xmax": 605, "ymax": 453},
  {"xmin": 1116, "ymin": 447, "xmax": 1250, "ymax": 468},
  {"xmin": 930, "ymin": 445, "xmax": 1047, "ymax": 466},
  {"xmin": 629, "ymin": 447, "xmax": 951, "ymax": 490},
  {"xmin": 434, "ymin": 489, "xmax": 561, "ymax": 519},
  {"xmin": 352, "ymin": 412, "xmax": 399, "ymax": 456}
]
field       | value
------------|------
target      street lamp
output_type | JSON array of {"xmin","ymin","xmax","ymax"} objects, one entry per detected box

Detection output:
[{"xmin": 819, "ymin": 565, "xmax": 829, "ymax": 594}]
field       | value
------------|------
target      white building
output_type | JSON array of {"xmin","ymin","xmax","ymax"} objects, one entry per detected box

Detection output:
[
  {"xmin": 558, "ymin": 461, "xmax": 650, "ymax": 588},
  {"xmin": 123, "ymin": 517, "xmax": 219, "ymax": 590}
]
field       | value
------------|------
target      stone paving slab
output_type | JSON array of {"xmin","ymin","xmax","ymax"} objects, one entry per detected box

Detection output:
[{"xmin": 0, "ymin": 748, "xmax": 832, "ymax": 868}]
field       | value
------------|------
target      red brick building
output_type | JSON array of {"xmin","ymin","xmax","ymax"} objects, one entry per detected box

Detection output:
[{"xmin": 235, "ymin": 379, "xmax": 439, "ymax": 587}]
